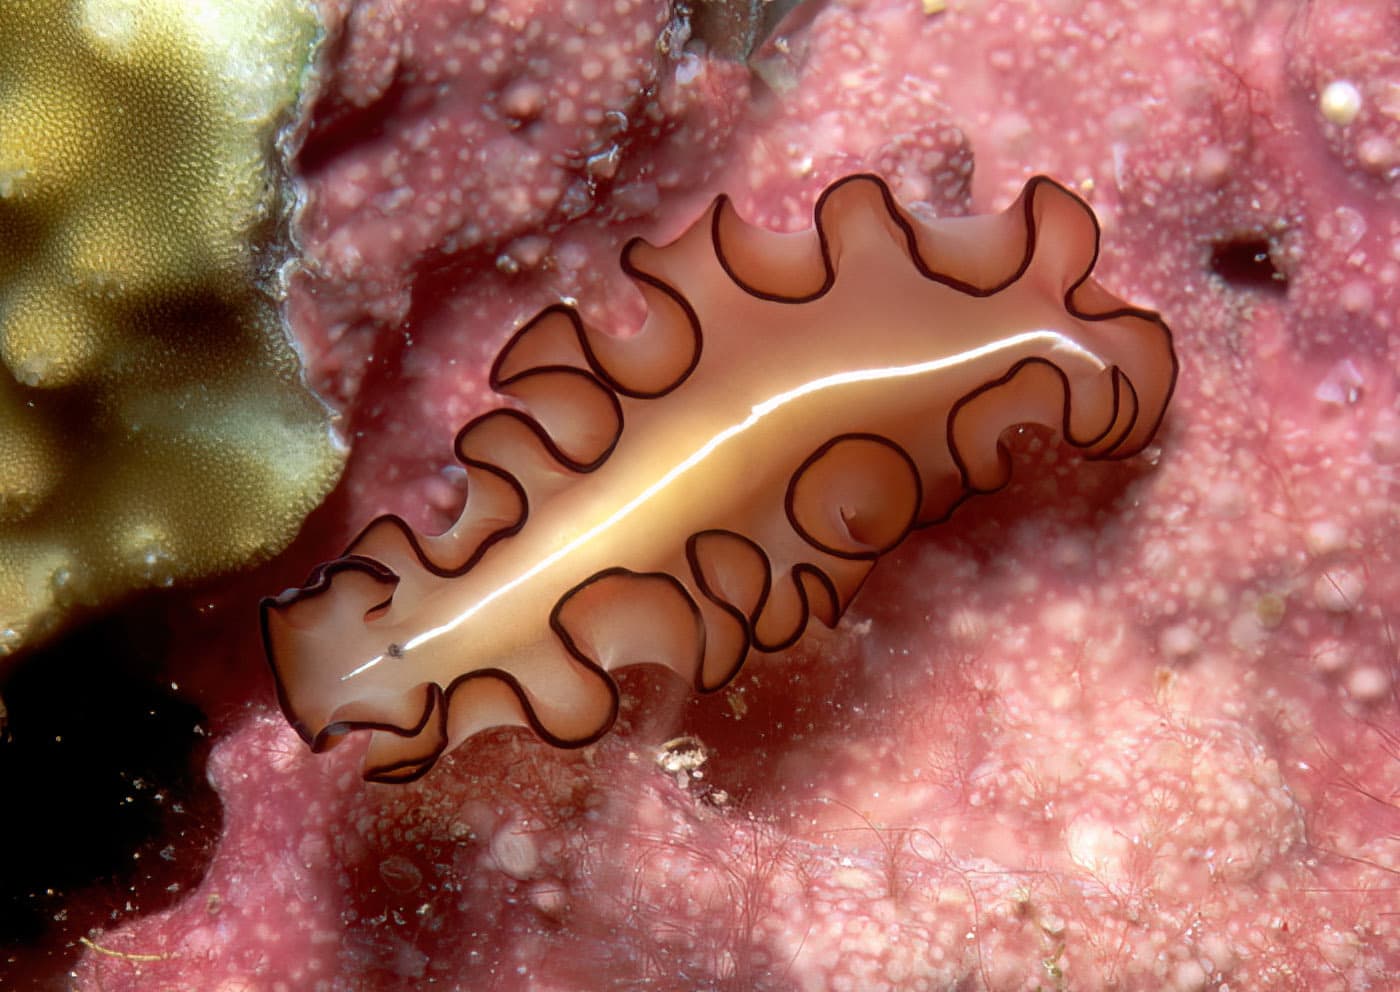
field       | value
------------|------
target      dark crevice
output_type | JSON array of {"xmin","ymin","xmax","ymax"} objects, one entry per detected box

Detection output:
[
  {"xmin": 1210, "ymin": 237, "xmax": 1287, "ymax": 294},
  {"xmin": 0, "ymin": 599, "xmax": 221, "ymax": 989},
  {"xmin": 295, "ymin": 68, "xmax": 412, "ymax": 179},
  {"xmin": 686, "ymin": 0, "xmax": 825, "ymax": 61}
]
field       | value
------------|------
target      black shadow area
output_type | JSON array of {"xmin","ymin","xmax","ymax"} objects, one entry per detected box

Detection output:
[{"xmin": 0, "ymin": 600, "xmax": 221, "ymax": 989}]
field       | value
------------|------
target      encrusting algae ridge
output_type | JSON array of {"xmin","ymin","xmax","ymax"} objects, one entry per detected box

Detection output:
[{"xmin": 0, "ymin": 0, "xmax": 343, "ymax": 656}]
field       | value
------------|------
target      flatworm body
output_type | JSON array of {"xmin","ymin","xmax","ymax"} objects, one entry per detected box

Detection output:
[{"xmin": 262, "ymin": 175, "xmax": 1178, "ymax": 783}]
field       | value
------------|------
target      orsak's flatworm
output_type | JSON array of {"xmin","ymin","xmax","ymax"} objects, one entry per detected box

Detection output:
[{"xmin": 262, "ymin": 174, "xmax": 1178, "ymax": 783}]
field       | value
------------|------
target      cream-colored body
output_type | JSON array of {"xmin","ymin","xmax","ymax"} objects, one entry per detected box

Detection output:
[{"xmin": 263, "ymin": 175, "xmax": 1177, "ymax": 782}]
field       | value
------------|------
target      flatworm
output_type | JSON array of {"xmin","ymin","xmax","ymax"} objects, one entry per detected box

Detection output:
[{"xmin": 262, "ymin": 174, "xmax": 1178, "ymax": 783}]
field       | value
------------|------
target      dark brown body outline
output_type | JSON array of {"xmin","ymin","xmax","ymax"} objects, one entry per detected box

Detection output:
[{"xmin": 261, "ymin": 174, "xmax": 1179, "ymax": 783}]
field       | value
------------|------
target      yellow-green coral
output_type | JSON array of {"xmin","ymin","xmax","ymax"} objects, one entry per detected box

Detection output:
[{"xmin": 0, "ymin": 0, "xmax": 343, "ymax": 655}]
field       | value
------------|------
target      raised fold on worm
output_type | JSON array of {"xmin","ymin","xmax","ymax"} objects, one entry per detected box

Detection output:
[{"xmin": 262, "ymin": 174, "xmax": 1178, "ymax": 783}]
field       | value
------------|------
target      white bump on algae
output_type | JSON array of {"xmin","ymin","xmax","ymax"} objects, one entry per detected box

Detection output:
[
  {"xmin": 1319, "ymin": 80, "xmax": 1363, "ymax": 126},
  {"xmin": 1313, "ymin": 568, "xmax": 1364, "ymax": 613},
  {"xmin": 490, "ymin": 820, "xmax": 542, "ymax": 881}
]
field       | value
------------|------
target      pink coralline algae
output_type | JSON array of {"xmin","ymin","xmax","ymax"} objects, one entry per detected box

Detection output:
[
  {"xmin": 288, "ymin": 0, "xmax": 750, "ymax": 412},
  {"xmin": 17, "ymin": 0, "xmax": 1400, "ymax": 989}
]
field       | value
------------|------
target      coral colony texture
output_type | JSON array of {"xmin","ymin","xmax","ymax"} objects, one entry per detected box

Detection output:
[
  {"xmin": 6, "ymin": 0, "xmax": 1400, "ymax": 990},
  {"xmin": 0, "ymin": 0, "xmax": 342, "ymax": 656}
]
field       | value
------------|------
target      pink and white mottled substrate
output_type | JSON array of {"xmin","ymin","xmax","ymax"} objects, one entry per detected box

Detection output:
[{"xmin": 68, "ymin": 0, "xmax": 1400, "ymax": 989}]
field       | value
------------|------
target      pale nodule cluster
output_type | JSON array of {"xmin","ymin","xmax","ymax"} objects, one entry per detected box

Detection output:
[{"xmin": 0, "ymin": 0, "xmax": 344, "ymax": 655}]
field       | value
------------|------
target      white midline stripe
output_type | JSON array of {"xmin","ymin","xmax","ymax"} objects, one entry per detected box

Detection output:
[{"xmin": 343, "ymin": 330, "xmax": 1096, "ymax": 681}]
